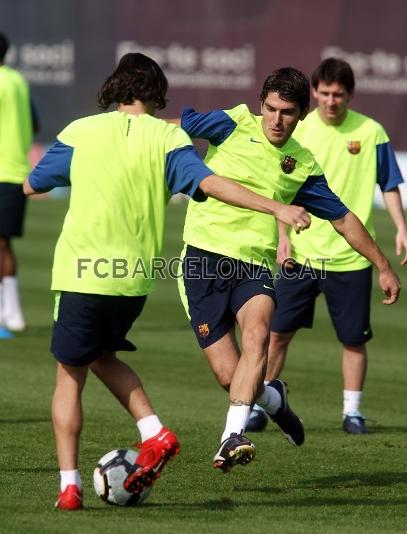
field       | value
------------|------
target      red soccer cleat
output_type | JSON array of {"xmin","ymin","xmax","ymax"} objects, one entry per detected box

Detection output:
[
  {"xmin": 55, "ymin": 484, "xmax": 83, "ymax": 510},
  {"xmin": 124, "ymin": 427, "xmax": 180, "ymax": 493}
]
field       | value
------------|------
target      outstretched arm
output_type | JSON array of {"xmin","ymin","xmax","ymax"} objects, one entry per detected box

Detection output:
[
  {"xmin": 383, "ymin": 187, "xmax": 407, "ymax": 266},
  {"xmin": 331, "ymin": 211, "xmax": 401, "ymax": 304},
  {"xmin": 199, "ymin": 174, "xmax": 311, "ymax": 233}
]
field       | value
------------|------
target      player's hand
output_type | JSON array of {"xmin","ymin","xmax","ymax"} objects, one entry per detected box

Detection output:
[
  {"xmin": 277, "ymin": 234, "xmax": 293, "ymax": 266},
  {"xmin": 379, "ymin": 267, "xmax": 401, "ymax": 305},
  {"xmin": 274, "ymin": 204, "xmax": 311, "ymax": 234},
  {"xmin": 395, "ymin": 226, "xmax": 407, "ymax": 266}
]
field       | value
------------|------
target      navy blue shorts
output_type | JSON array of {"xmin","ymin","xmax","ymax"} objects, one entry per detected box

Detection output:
[
  {"xmin": 0, "ymin": 183, "xmax": 27, "ymax": 237},
  {"xmin": 181, "ymin": 245, "xmax": 276, "ymax": 348},
  {"xmin": 51, "ymin": 291, "xmax": 147, "ymax": 366},
  {"xmin": 271, "ymin": 264, "xmax": 373, "ymax": 346}
]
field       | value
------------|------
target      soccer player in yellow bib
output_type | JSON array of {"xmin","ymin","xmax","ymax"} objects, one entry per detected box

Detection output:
[
  {"xmin": 172, "ymin": 67, "xmax": 400, "ymax": 472},
  {"xmin": 23, "ymin": 53, "xmax": 313, "ymax": 510},
  {"xmin": 249, "ymin": 58, "xmax": 407, "ymax": 435},
  {"xmin": 0, "ymin": 33, "xmax": 39, "ymax": 335}
]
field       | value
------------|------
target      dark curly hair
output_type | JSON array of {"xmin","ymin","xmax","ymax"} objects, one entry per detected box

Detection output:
[
  {"xmin": 0, "ymin": 32, "xmax": 10, "ymax": 62},
  {"xmin": 311, "ymin": 57, "xmax": 355, "ymax": 94},
  {"xmin": 260, "ymin": 67, "xmax": 310, "ymax": 114},
  {"xmin": 98, "ymin": 53, "xmax": 168, "ymax": 110}
]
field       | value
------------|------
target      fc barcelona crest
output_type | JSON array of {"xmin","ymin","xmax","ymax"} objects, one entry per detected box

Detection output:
[
  {"xmin": 347, "ymin": 141, "xmax": 361, "ymax": 155},
  {"xmin": 280, "ymin": 155, "xmax": 297, "ymax": 174},
  {"xmin": 198, "ymin": 323, "xmax": 210, "ymax": 338}
]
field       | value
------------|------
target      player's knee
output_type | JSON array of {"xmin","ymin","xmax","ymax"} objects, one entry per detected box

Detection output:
[{"xmin": 213, "ymin": 369, "xmax": 232, "ymax": 391}]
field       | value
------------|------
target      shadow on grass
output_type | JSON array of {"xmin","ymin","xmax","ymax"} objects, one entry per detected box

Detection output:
[
  {"xmin": 302, "ymin": 471, "xmax": 407, "ymax": 488},
  {"xmin": 84, "ymin": 493, "xmax": 407, "ymax": 513},
  {"xmin": 230, "ymin": 471, "xmax": 407, "ymax": 497},
  {"xmin": 86, "ymin": 497, "xmax": 237, "ymax": 512}
]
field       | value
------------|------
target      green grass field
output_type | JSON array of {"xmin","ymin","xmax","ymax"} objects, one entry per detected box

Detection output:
[{"xmin": 1, "ymin": 198, "xmax": 406, "ymax": 533}]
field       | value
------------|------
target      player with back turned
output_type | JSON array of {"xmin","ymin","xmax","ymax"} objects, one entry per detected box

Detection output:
[{"xmin": 24, "ymin": 53, "xmax": 312, "ymax": 510}]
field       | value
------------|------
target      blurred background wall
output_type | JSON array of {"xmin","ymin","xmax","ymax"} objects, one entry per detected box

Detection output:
[{"xmin": 1, "ymin": 0, "xmax": 407, "ymax": 202}]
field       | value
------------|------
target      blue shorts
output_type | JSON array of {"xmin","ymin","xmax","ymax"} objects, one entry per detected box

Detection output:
[
  {"xmin": 0, "ymin": 183, "xmax": 27, "ymax": 237},
  {"xmin": 271, "ymin": 264, "xmax": 373, "ymax": 346},
  {"xmin": 51, "ymin": 291, "xmax": 147, "ymax": 366},
  {"xmin": 180, "ymin": 245, "xmax": 276, "ymax": 348}
]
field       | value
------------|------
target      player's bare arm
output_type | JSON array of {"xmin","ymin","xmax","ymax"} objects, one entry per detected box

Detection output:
[
  {"xmin": 276, "ymin": 220, "xmax": 294, "ymax": 265},
  {"xmin": 382, "ymin": 187, "xmax": 407, "ymax": 266},
  {"xmin": 199, "ymin": 174, "xmax": 311, "ymax": 233},
  {"xmin": 23, "ymin": 178, "xmax": 36, "ymax": 195},
  {"xmin": 331, "ymin": 211, "xmax": 401, "ymax": 304}
]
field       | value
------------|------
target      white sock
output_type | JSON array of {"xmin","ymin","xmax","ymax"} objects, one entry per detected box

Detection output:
[
  {"xmin": 137, "ymin": 414, "xmax": 163, "ymax": 442},
  {"xmin": 2, "ymin": 276, "xmax": 25, "ymax": 330},
  {"xmin": 255, "ymin": 384, "xmax": 282, "ymax": 415},
  {"xmin": 60, "ymin": 469, "xmax": 82, "ymax": 491},
  {"xmin": 221, "ymin": 405, "xmax": 251, "ymax": 443},
  {"xmin": 343, "ymin": 390, "xmax": 363, "ymax": 417}
]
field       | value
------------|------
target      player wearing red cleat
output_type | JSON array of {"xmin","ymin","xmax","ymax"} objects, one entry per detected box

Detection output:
[
  {"xmin": 55, "ymin": 484, "xmax": 83, "ymax": 511},
  {"xmin": 124, "ymin": 427, "xmax": 180, "ymax": 493},
  {"xmin": 25, "ymin": 53, "xmax": 305, "ymax": 507}
]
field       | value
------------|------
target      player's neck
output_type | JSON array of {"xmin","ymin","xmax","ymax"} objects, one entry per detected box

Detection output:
[
  {"xmin": 118, "ymin": 100, "xmax": 156, "ymax": 116},
  {"xmin": 317, "ymin": 107, "xmax": 348, "ymax": 126}
]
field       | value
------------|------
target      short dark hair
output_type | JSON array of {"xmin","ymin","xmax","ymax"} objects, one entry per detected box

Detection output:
[
  {"xmin": 0, "ymin": 32, "xmax": 10, "ymax": 62},
  {"xmin": 311, "ymin": 58, "xmax": 355, "ymax": 94},
  {"xmin": 98, "ymin": 53, "xmax": 168, "ymax": 110},
  {"xmin": 260, "ymin": 67, "xmax": 310, "ymax": 114}
]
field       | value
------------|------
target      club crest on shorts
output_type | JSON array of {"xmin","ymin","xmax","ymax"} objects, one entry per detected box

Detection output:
[
  {"xmin": 280, "ymin": 155, "xmax": 297, "ymax": 174},
  {"xmin": 347, "ymin": 141, "xmax": 361, "ymax": 154},
  {"xmin": 198, "ymin": 323, "xmax": 210, "ymax": 337}
]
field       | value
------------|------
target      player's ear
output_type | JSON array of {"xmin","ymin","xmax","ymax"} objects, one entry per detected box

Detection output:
[
  {"xmin": 299, "ymin": 106, "xmax": 309, "ymax": 121},
  {"xmin": 312, "ymin": 87, "xmax": 318, "ymax": 99}
]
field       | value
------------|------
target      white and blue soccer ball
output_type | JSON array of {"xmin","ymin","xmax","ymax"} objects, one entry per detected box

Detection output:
[{"xmin": 93, "ymin": 449, "xmax": 152, "ymax": 506}]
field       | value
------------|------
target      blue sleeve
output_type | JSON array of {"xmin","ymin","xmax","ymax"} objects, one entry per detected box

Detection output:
[
  {"xmin": 165, "ymin": 146, "xmax": 213, "ymax": 202},
  {"xmin": 292, "ymin": 175, "xmax": 350, "ymax": 220},
  {"xmin": 181, "ymin": 107, "xmax": 237, "ymax": 146},
  {"xmin": 377, "ymin": 142, "xmax": 404, "ymax": 192},
  {"xmin": 28, "ymin": 140, "xmax": 72, "ymax": 192}
]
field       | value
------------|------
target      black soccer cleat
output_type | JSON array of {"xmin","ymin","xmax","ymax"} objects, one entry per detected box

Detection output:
[
  {"xmin": 343, "ymin": 412, "xmax": 369, "ymax": 435},
  {"xmin": 267, "ymin": 379, "xmax": 305, "ymax": 446},
  {"xmin": 213, "ymin": 433, "xmax": 256, "ymax": 473}
]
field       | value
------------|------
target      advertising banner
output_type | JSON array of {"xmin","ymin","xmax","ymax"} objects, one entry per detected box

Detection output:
[{"xmin": 1, "ymin": 0, "xmax": 407, "ymax": 153}]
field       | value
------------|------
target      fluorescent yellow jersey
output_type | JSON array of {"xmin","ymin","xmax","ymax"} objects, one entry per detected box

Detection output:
[
  {"xmin": 29, "ymin": 111, "xmax": 212, "ymax": 296},
  {"xmin": 292, "ymin": 109, "xmax": 404, "ymax": 271},
  {"xmin": 0, "ymin": 65, "xmax": 33, "ymax": 184},
  {"xmin": 181, "ymin": 104, "xmax": 348, "ymax": 269}
]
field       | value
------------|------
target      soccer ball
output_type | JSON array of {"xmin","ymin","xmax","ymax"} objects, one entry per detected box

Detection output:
[{"xmin": 93, "ymin": 449, "xmax": 152, "ymax": 506}]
